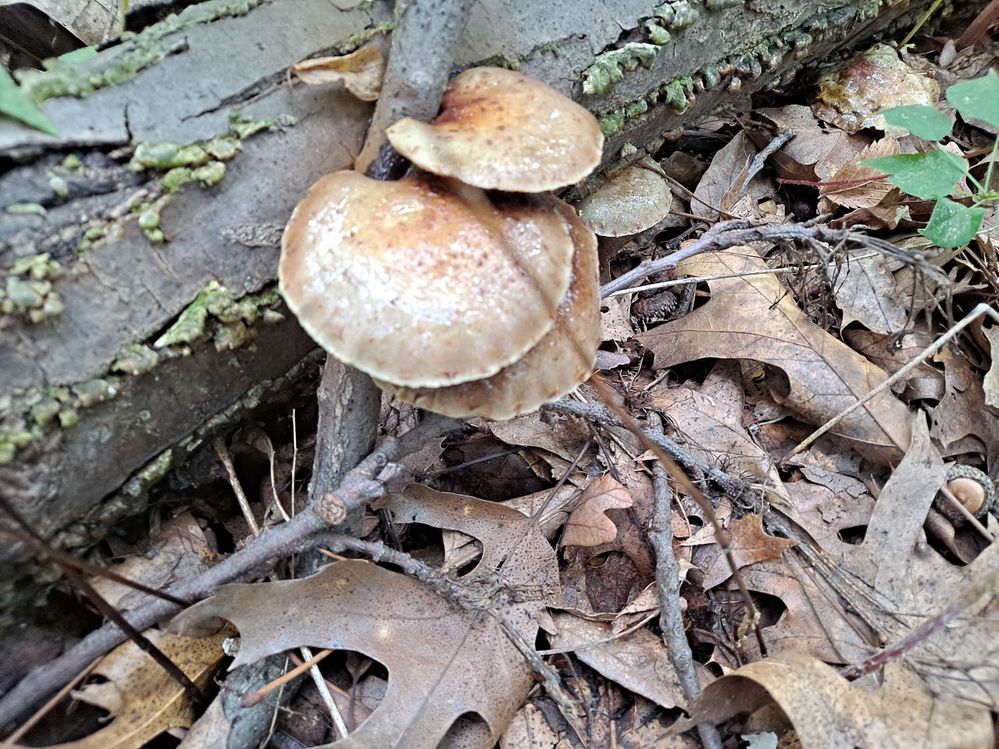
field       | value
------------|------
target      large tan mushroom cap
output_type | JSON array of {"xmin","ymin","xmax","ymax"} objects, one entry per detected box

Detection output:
[
  {"xmin": 386, "ymin": 67, "xmax": 604, "ymax": 192},
  {"xmin": 378, "ymin": 199, "xmax": 600, "ymax": 419},
  {"xmin": 279, "ymin": 171, "xmax": 574, "ymax": 388},
  {"xmin": 577, "ymin": 158, "xmax": 673, "ymax": 237}
]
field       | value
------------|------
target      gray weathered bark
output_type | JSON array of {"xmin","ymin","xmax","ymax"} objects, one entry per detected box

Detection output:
[{"xmin": 0, "ymin": 0, "xmax": 979, "ymax": 617}]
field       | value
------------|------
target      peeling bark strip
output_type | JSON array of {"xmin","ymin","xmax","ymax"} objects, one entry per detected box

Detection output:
[{"xmin": 0, "ymin": 0, "xmax": 983, "ymax": 616}]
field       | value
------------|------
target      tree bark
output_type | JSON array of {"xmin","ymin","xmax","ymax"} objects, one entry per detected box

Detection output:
[{"xmin": 0, "ymin": 0, "xmax": 979, "ymax": 614}]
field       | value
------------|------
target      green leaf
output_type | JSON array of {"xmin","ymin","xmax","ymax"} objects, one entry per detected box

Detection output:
[
  {"xmin": 921, "ymin": 198, "xmax": 985, "ymax": 248},
  {"xmin": 946, "ymin": 70, "xmax": 999, "ymax": 131},
  {"xmin": 862, "ymin": 149, "xmax": 967, "ymax": 200},
  {"xmin": 0, "ymin": 68, "xmax": 58, "ymax": 136},
  {"xmin": 882, "ymin": 104, "xmax": 953, "ymax": 140}
]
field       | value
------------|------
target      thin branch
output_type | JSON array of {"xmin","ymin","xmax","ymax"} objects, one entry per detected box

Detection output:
[
  {"xmin": 648, "ymin": 415, "xmax": 722, "ymax": 749},
  {"xmin": 599, "ymin": 221, "xmax": 947, "ymax": 297},
  {"xmin": 544, "ymin": 397, "xmax": 749, "ymax": 500}
]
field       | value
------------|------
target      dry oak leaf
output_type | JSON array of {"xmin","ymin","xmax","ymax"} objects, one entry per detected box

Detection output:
[
  {"xmin": 561, "ymin": 474, "xmax": 633, "ymax": 548},
  {"xmin": 547, "ymin": 613, "xmax": 693, "ymax": 710},
  {"xmin": 637, "ymin": 247, "xmax": 913, "ymax": 463},
  {"xmin": 699, "ymin": 514, "xmax": 796, "ymax": 589},
  {"xmin": 817, "ymin": 137, "xmax": 898, "ymax": 211},
  {"xmin": 688, "ymin": 655, "xmax": 992, "ymax": 749},
  {"xmin": 173, "ymin": 487, "xmax": 561, "ymax": 749},
  {"xmin": 753, "ymin": 417, "xmax": 999, "ymax": 708},
  {"xmin": 649, "ymin": 360, "xmax": 790, "ymax": 505},
  {"xmin": 10, "ymin": 629, "xmax": 227, "ymax": 749}
]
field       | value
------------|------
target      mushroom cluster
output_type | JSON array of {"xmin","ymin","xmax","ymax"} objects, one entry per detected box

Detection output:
[{"xmin": 279, "ymin": 67, "xmax": 604, "ymax": 419}]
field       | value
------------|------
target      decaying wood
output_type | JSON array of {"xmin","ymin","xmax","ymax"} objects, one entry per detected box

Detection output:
[{"xmin": 0, "ymin": 0, "xmax": 983, "ymax": 617}]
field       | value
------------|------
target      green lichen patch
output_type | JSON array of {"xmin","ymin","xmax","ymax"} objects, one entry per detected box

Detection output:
[
  {"xmin": 582, "ymin": 43, "xmax": 659, "ymax": 96},
  {"xmin": 15, "ymin": 0, "xmax": 266, "ymax": 102},
  {"xmin": 154, "ymin": 281, "xmax": 283, "ymax": 352},
  {"xmin": 5, "ymin": 203, "xmax": 46, "ymax": 216},
  {"xmin": 651, "ymin": 1, "xmax": 697, "ymax": 30},
  {"xmin": 1, "ymin": 253, "xmax": 64, "ymax": 323},
  {"xmin": 130, "ymin": 142, "xmax": 209, "ymax": 171},
  {"xmin": 0, "ymin": 376, "xmax": 120, "ymax": 465},
  {"xmin": 112, "ymin": 344, "xmax": 160, "ymax": 376},
  {"xmin": 123, "ymin": 113, "xmax": 291, "ymax": 245},
  {"xmin": 338, "ymin": 20, "xmax": 395, "ymax": 54}
]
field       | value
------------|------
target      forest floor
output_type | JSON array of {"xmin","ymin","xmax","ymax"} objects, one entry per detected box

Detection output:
[{"xmin": 3, "ymin": 6, "xmax": 999, "ymax": 749}]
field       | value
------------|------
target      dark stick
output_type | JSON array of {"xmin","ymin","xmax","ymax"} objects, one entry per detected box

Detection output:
[{"xmin": 647, "ymin": 415, "xmax": 722, "ymax": 749}]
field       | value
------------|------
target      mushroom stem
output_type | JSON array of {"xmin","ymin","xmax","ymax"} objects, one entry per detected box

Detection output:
[{"xmin": 355, "ymin": 0, "xmax": 469, "ymax": 174}]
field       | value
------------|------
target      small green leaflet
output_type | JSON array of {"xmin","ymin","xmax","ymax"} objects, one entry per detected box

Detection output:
[
  {"xmin": 881, "ymin": 104, "xmax": 953, "ymax": 140},
  {"xmin": 946, "ymin": 70, "xmax": 999, "ymax": 132},
  {"xmin": 863, "ymin": 149, "xmax": 967, "ymax": 200},
  {"xmin": 0, "ymin": 67, "xmax": 58, "ymax": 136},
  {"xmin": 921, "ymin": 197, "xmax": 984, "ymax": 249}
]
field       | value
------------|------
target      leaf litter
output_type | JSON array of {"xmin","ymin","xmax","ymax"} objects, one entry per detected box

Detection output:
[{"xmin": 9, "ymin": 27, "xmax": 999, "ymax": 749}]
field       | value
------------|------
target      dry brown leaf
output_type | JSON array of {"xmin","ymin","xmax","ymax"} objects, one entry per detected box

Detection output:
[
  {"xmin": 11, "ymin": 629, "xmax": 226, "ymax": 749},
  {"xmin": 174, "ymin": 489, "xmax": 559, "ymax": 749},
  {"xmin": 561, "ymin": 475, "xmax": 633, "ymax": 548},
  {"xmin": 691, "ymin": 131, "xmax": 773, "ymax": 219},
  {"xmin": 930, "ymin": 345, "xmax": 999, "ymax": 469},
  {"xmin": 601, "ymin": 294, "xmax": 635, "ymax": 342},
  {"xmin": 699, "ymin": 514, "xmax": 796, "ymax": 589},
  {"xmin": 650, "ymin": 361, "xmax": 790, "ymax": 504},
  {"xmin": 689, "ymin": 656, "xmax": 992, "ymax": 749},
  {"xmin": 92, "ymin": 513, "xmax": 212, "ymax": 611},
  {"xmin": 292, "ymin": 43, "xmax": 386, "ymax": 101},
  {"xmin": 638, "ymin": 247, "xmax": 913, "ymax": 463},
  {"xmin": 818, "ymin": 138, "xmax": 898, "ymax": 211},
  {"xmin": 547, "ymin": 613, "xmax": 693, "ymax": 710},
  {"xmin": 754, "ymin": 104, "xmax": 873, "ymax": 187},
  {"xmin": 828, "ymin": 250, "xmax": 909, "ymax": 334},
  {"xmin": 489, "ymin": 412, "xmax": 590, "ymax": 463},
  {"xmin": 785, "ymin": 418, "xmax": 999, "ymax": 707},
  {"xmin": 843, "ymin": 329, "xmax": 945, "ymax": 401}
]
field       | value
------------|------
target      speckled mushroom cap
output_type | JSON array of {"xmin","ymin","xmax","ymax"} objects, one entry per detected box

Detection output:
[
  {"xmin": 576, "ymin": 158, "xmax": 673, "ymax": 237},
  {"xmin": 386, "ymin": 67, "xmax": 604, "ymax": 192},
  {"xmin": 377, "ymin": 198, "xmax": 600, "ymax": 418},
  {"xmin": 279, "ymin": 171, "xmax": 575, "ymax": 388}
]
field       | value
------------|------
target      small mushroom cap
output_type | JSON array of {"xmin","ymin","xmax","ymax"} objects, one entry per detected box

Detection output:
[
  {"xmin": 577, "ymin": 158, "xmax": 673, "ymax": 237},
  {"xmin": 280, "ymin": 171, "xmax": 574, "ymax": 388},
  {"xmin": 292, "ymin": 43, "xmax": 386, "ymax": 101},
  {"xmin": 378, "ymin": 198, "xmax": 600, "ymax": 419},
  {"xmin": 386, "ymin": 67, "xmax": 604, "ymax": 192}
]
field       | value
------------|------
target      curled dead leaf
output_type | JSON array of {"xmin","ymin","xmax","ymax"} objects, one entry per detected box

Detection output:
[
  {"xmin": 292, "ymin": 42, "xmax": 386, "ymax": 101},
  {"xmin": 561, "ymin": 475, "xmax": 634, "ymax": 548}
]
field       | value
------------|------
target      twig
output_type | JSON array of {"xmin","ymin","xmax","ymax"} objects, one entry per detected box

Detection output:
[
  {"xmin": 0, "ymin": 415, "xmax": 460, "ymax": 733},
  {"xmin": 0, "ymin": 497, "xmax": 206, "ymax": 711},
  {"xmin": 840, "ymin": 565, "xmax": 999, "ymax": 681},
  {"xmin": 214, "ymin": 437, "xmax": 261, "ymax": 536},
  {"xmin": 781, "ymin": 303, "xmax": 999, "ymax": 464},
  {"xmin": 354, "ymin": 0, "xmax": 469, "ymax": 173},
  {"xmin": 647, "ymin": 415, "xmax": 721, "ymax": 749},
  {"xmin": 740, "ymin": 129, "xmax": 794, "ymax": 193},
  {"xmin": 544, "ymin": 398, "xmax": 749, "ymax": 500},
  {"xmin": 599, "ymin": 221, "xmax": 946, "ymax": 297},
  {"xmin": 554, "ymin": 377, "xmax": 770, "ymax": 657},
  {"xmin": 241, "ymin": 649, "xmax": 332, "ymax": 708},
  {"xmin": 0, "ymin": 657, "xmax": 100, "ymax": 746}
]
